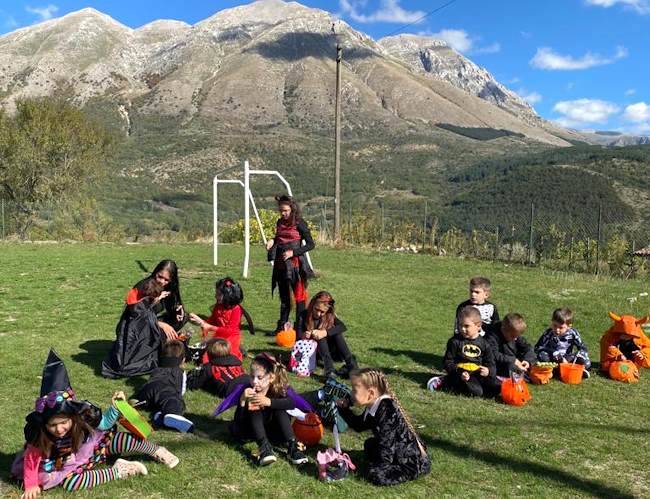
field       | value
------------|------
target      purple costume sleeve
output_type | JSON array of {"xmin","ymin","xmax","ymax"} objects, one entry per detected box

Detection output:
[{"xmin": 213, "ymin": 385, "xmax": 313, "ymax": 417}]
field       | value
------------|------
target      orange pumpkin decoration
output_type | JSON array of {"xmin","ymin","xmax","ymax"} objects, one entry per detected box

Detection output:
[
  {"xmin": 529, "ymin": 366, "xmax": 553, "ymax": 385},
  {"xmin": 609, "ymin": 360, "xmax": 640, "ymax": 383},
  {"xmin": 501, "ymin": 378, "xmax": 531, "ymax": 406},
  {"xmin": 276, "ymin": 327, "xmax": 296, "ymax": 348},
  {"xmin": 292, "ymin": 412, "xmax": 324, "ymax": 446}
]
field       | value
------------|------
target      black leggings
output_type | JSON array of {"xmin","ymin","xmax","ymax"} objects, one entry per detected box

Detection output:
[
  {"xmin": 231, "ymin": 405, "xmax": 295, "ymax": 444},
  {"xmin": 277, "ymin": 279, "xmax": 306, "ymax": 328},
  {"xmin": 446, "ymin": 371, "xmax": 501, "ymax": 398},
  {"xmin": 317, "ymin": 335, "xmax": 354, "ymax": 371}
]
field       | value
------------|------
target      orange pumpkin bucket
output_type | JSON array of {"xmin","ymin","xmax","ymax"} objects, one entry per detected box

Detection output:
[
  {"xmin": 529, "ymin": 366, "xmax": 554, "ymax": 385},
  {"xmin": 276, "ymin": 326, "xmax": 296, "ymax": 349},
  {"xmin": 501, "ymin": 378, "xmax": 531, "ymax": 406},
  {"xmin": 292, "ymin": 412, "xmax": 324, "ymax": 446},
  {"xmin": 559, "ymin": 362, "xmax": 584, "ymax": 384},
  {"xmin": 609, "ymin": 360, "xmax": 640, "ymax": 383}
]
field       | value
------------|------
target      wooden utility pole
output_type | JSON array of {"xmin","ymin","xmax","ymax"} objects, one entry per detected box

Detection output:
[{"xmin": 334, "ymin": 44, "xmax": 342, "ymax": 242}]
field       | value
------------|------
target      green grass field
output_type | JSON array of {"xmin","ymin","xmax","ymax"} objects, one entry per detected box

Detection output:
[{"xmin": 0, "ymin": 243, "xmax": 648, "ymax": 498}]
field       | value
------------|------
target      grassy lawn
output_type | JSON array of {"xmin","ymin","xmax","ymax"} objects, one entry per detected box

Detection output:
[{"xmin": 0, "ymin": 243, "xmax": 648, "ymax": 498}]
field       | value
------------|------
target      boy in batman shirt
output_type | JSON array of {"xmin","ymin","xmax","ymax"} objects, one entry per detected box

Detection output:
[{"xmin": 443, "ymin": 306, "xmax": 500, "ymax": 398}]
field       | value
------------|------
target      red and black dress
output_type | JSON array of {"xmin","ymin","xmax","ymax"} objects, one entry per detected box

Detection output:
[{"xmin": 268, "ymin": 218, "xmax": 315, "ymax": 331}]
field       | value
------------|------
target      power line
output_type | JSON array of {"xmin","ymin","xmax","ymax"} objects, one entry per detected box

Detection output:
[{"xmin": 382, "ymin": 0, "xmax": 460, "ymax": 38}]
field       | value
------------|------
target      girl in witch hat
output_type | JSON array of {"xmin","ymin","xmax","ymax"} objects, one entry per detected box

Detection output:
[{"xmin": 11, "ymin": 350, "xmax": 179, "ymax": 498}]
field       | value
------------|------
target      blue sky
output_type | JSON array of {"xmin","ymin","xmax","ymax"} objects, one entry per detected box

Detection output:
[{"xmin": 1, "ymin": 0, "xmax": 648, "ymax": 134}]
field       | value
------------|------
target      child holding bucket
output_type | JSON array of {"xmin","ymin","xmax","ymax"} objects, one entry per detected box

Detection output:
[
  {"xmin": 534, "ymin": 308, "xmax": 591, "ymax": 379},
  {"xmin": 12, "ymin": 350, "xmax": 178, "ymax": 498},
  {"xmin": 487, "ymin": 313, "xmax": 536, "ymax": 378}
]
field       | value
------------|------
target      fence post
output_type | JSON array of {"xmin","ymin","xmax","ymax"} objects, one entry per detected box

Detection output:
[
  {"xmin": 494, "ymin": 226, "xmax": 499, "ymax": 262},
  {"xmin": 422, "ymin": 200, "xmax": 428, "ymax": 251},
  {"xmin": 1, "ymin": 199, "xmax": 4, "ymax": 240},
  {"xmin": 569, "ymin": 237, "xmax": 574, "ymax": 270},
  {"xmin": 528, "ymin": 202, "xmax": 535, "ymax": 265},
  {"xmin": 596, "ymin": 204, "xmax": 602, "ymax": 275},
  {"xmin": 380, "ymin": 202, "xmax": 385, "ymax": 244}
]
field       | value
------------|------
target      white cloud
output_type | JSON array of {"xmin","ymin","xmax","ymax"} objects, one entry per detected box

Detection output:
[
  {"xmin": 530, "ymin": 46, "xmax": 628, "ymax": 70},
  {"xmin": 623, "ymin": 102, "xmax": 650, "ymax": 122},
  {"xmin": 625, "ymin": 88, "xmax": 637, "ymax": 96},
  {"xmin": 517, "ymin": 90, "xmax": 542, "ymax": 105},
  {"xmin": 567, "ymin": 82, "xmax": 576, "ymax": 90},
  {"xmin": 426, "ymin": 29, "xmax": 500, "ymax": 54},
  {"xmin": 339, "ymin": 0, "xmax": 425, "ymax": 23},
  {"xmin": 3, "ymin": 14, "xmax": 19, "ymax": 29},
  {"xmin": 585, "ymin": 0, "xmax": 650, "ymax": 14},
  {"xmin": 553, "ymin": 99, "xmax": 620, "ymax": 127},
  {"xmin": 520, "ymin": 31, "xmax": 532, "ymax": 39},
  {"xmin": 26, "ymin": 4, "xmax": 58, "ymax": 22}
]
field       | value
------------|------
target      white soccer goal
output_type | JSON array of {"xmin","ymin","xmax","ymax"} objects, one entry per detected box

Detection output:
[{"xmin": 213, "ymin": 160, "xmax": 313, "ymax": 278}]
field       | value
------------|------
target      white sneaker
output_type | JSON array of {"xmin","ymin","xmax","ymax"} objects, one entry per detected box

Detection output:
[
  {"xmin": 114, "ymin": 459, "xmax": 148, "ymax": 479},
  {"xmin": 163, "ymin": 414, "xmax": 194, "ymax": 433},
  {"xmin": 427, "ymin": 375, "xmax": 445, "ymax": 392},
  {"xmin": 153, "ymin": 446, "xmax": 180, "ymax": 469}
]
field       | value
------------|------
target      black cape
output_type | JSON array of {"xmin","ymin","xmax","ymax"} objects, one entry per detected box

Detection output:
[{"xmin": 102, "ymin": 300, "xmax": 162, "ymax": 379}]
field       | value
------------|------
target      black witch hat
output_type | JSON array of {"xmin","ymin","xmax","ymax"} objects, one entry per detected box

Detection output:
[{"xmin": 24, "ymin": 349, "xmax": 99, "ymax": 442}]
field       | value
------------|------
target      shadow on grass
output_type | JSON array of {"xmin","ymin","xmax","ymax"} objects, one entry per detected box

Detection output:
[
  {"xmin": 423, "ymin": 436, "xmax": 635, "ymax": 499},
  {"xmin": 381, "ymin": 367, "xmax": 434, "ymax": 387},
  {"xmin": 135, "ymin": 260, "xmax": 149, "ymax": 274},
  {"xmin": 182, "ymin": 412, "xmax": 231, "ymax": 440},
  {"xmin": 370, "ymin": 347, "xmax": 445, "ymax": 370},
  {"xmin": 73, "ymin": 340, "xmax": 115, "ymax": 376}
]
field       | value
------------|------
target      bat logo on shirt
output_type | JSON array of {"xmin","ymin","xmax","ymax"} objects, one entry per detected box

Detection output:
[{"xmin": 462, "ymin": 344, "xmax": 481, "ymax": 358}]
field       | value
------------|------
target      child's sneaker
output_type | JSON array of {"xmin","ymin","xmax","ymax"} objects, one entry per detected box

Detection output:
[
  {"xmin": 163, "ymin": 414, "xmax": 195, "ymax": 433},
  {"xmin": 114, "ymin": 459, "xmax": 148, "ymax": 479},
  {"xmin": 153, "ymin": 446, "xmax": 180, "ymax": 469},
  {"xmin": 152, "ymin": 411, "xmax": 164, "ymax": 427},
  {"xmin": 427, "ymin": 375, "xmax": 445, "ymax": 392},
  {"xmin": 258, "ymin": 440, "xmax": 277, "ymax": 466},
  {"xmin": 287, "ymin": 439, "xmax": 308, "ymax": 465}
]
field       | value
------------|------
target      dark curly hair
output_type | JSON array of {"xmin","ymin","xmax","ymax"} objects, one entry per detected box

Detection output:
[
  {"xmin": 215, "ymin": 277, "xmax": 243, "ymax": 309},
  {"xmin": 275, "ymin": 194, "xmax": 301, "ymax": 226}
]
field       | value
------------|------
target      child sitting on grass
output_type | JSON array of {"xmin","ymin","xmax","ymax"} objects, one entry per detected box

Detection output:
[
  {"xmin": 189, "ymin": 277, "xmax": 244, "ymax": 360},
  {"xmin": 214, "ymin": 353, "xmax": 311, "ymax": 467},
  {"xmin": 133, "ymin": 340, "xmax": 194, "ymax": 433},
  {"xmin": 12, "ymin": 350, "xmax": 178, "ymax": 499},
  {"xmin": 187, "ymin": 338, "xmax": 250, "ymax": 398},
  {"xmin": 454, "ymin": 277, "xmax": 500, "ymax": 336},
  {"xmin": 535, "ymin": 307, "xmax": 591, "ymax": 378},
  {"xmin": 487, "ymin": 313, "xmax": 536, "ymax": 378},
  {"xmin": 337, "ymin": 368, "xmax": 430, "ymax": 486},
  {"xmin": 443, "ymin": 306, "xmax": 500, "ymax": 397}
]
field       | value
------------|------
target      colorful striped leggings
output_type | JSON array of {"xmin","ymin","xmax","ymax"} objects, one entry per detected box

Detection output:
[{"xmin": 60, "ymin": 432, "xmax": 158, "ymax": 491}]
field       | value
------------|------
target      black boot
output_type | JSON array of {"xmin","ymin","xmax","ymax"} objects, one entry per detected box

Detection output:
[
  {"xmin": 287, "ymin": 439, "xmax": 308, "ymax": 465},
  {"xmin": 336, "ymin": 355, "xmax": 358, "ymax": 379}
]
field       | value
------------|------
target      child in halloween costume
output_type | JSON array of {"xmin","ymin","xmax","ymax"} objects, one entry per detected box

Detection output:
[
  {"xmin": 296, "ymin": 291, "xmax": 358, "ymax": 378},
  {"xmin": 600, "ymin": 312, "xmax": 650, "ymax": 372},
  {"xmin": 535, "ymin": 308, "xmax": 591, "ymax": 378},
  {"xmin": 125, "ymin": 260, "xmax": 186, "ymax": 339},
  {"xmin": 487, "ymin": 313, "xmax": 536, "ymax": 378},
  {"xmin": 214, "ymin": 353, "xmax": 312, "ymax": 466},
  {"xmin": 266, "ymin": 195, "xmax": 315, "ymax": 335},
  {"xmin": 443, "ymin": 306, "xmax": 500, "ymax": 397},
  {"xmin": 190, "ymin": 277, "xmax": 245, "ymax": 360},
  {"xmin": 187, "ymin": 338, "xmax": 250, "ymax": 398},
  {"xmin": 102, "ymin": 279, "xmax": 168, "ymax": 379},
  {"xmin": 12, "ymin": 350, "xmax": 179, "ymax": 498},
  {"xmin": 454, "ymin": 276, "xmax": 500, "ymax": 336},
  {"xmin": 133, "ymin": 340, "xmax": 194, "ymax": 433},
  {"xmin": 338, "ymin": 368, "xmax": 430, "ymax": 486}
]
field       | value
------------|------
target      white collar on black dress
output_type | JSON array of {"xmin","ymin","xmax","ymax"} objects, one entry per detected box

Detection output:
[{"xmin": 364, "ymin": 394, "xmax": 391, "ymax": 420}]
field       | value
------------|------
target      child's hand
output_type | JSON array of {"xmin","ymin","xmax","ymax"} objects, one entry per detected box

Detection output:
[
  {"xmin": 336, "ymin": 398, "xmax": 350, "ymax": 409},
  {"xmin": 240, "ymin": 388, "xmax": 255, "ymax": 406},
  {"xmin": 111, "ymin": 391, "xmax": 126, "ymax": 405},
  {"xmin": 303, "ymin": 330, "xmax": 312, "ymax": 339},
  {"xmin": 282, "ymin": 249, "xmax": 294, "ymax": 260},
  {"xmin": 266, "ymin": 238, "xmax": 275, "ymax": 250},
  {"xmin": 478, "ymin": 366, "xmax": 489, "ymax": 377},
  {"xmin": 312, "ymin": 329, "xmax": 327, "ymax": 340},
  {"xmin": 189, "ymin": 313, "xmax": 204, "ymax": 325},
  {"xmin": 176, "ymin": 305, "xmax": 185, "ymax": 322},
  {"xmin": 159, "ymin": 322, "xmax": 179, "ymax": 340},
  {"xmin": 21, "ymin": 486, "xmax": 41, "ymax": 499},
  {"xmin": 460, "ymin": 371, "xmax": 470, "ymax": 381},
  {"xmin": 633, "ymin": 350, "xmax": 645, "ymax": 361},
  {"xmin": 250, "ymin": 393, "xmax": 271, "ymax": 408},
  {"xmin": 154, "ymin": 290, "xmax": 171, "ymax": 304}
]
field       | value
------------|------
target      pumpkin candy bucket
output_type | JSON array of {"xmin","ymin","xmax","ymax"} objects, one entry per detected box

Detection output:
[
  {"xmin": 529, "ymin": 363, "xmax": 555, "ymax": 385},
  {"xmin": 609, "ymin": 360, "xmax": 640, "ymax": 383},
  {"xmin": 292, "ymin": 412, "xmax": 324, "ymax": 447},
  {"xmin": 276, "ymin": 322, "xmax": 296, "ymax": 349},
  {"xmin": 501, "ymin": 376, "xmax": 531, "ymax": 406},
  {"xmin": 559, "ymin": 362, "xmax": 584, "ymax": 384}
]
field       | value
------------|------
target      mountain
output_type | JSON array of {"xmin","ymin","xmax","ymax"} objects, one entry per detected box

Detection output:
[{"xmin": 578, "ymin": 131, "xmax": 650, "ymax": 146}]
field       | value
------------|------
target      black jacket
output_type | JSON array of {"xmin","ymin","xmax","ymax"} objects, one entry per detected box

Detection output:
[
  {"xmin": 102, "ymin": 299, "xmax": 162, "ymax": 379},
  {"xmin": 268, "ymin": 219, "xmax": 315, "ymax": 294},
  {"xmin": 186, "ymin": 355, "xmax": 249, "ymax": 398},
  {"xmin": 443, "ymin": 335, "xmax": 496, "ymax": 377},
  {"xmin": 134, "ymin": 356, "xmax": 186, "ymax": 413},
  {"xmin": 340, "ymin": 398, "xmax": 430, "ymax": 486},
  {"xmin": 486, "ymin": 327, "xmax": 536, "ymax": 376},
  {"xmin": 295, "ymin": 310, "xmax": 347, "ymax": 339}
]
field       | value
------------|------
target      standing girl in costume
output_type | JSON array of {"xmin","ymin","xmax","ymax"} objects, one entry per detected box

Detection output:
[
  {"xmin": 189, "ymin": 277, "xmax": 244, "ymax": 360},
  {"xmin": 126, "ymin": 260, "xmax": 186, "ymax": 340},
  {"xmin": 13, "ymin": 350, "xmax": 179, "ymax": 499},
  {"xmin": 266, "ymin": 195, "xmax": 315, "ymax": 335},
  {"xmin": 214, "ymin": 353, "xmax": 311, "ymax": 466},
  {"xmin": 296, "ymin": 291, "xmax": 358, "ymax": 378},
  {"xmin": 338, "ymin": 368, "xmax": 431, "ymax": 486}
]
